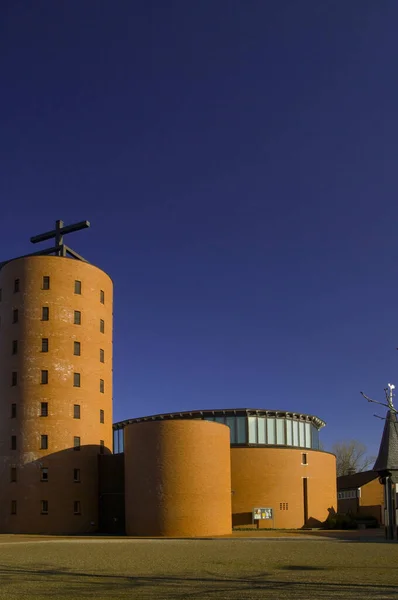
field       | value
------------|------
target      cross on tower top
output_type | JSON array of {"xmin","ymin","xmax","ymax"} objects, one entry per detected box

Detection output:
[
  {"xmin": 30, "ymin": 219, "xmax": 90, "ymax": 261},
  {"xmin": 0, "ymin": 218, "xmax": 91, "ymax": 270}
]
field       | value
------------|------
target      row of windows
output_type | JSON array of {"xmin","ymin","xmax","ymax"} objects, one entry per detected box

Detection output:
[
  {"xmin": 10, "ymin": 339, "xmax": 105, "ymax": 361},
  {"xmin": 8, "ymin": 307, "xmax": 105, "ymax": 331},
  {"xmin": 10, "ymin": 435, "xmax": 105, "ymax": 452},
  {"xmin": 10, "ymin": 403, "xmax": 105, "ymax": 422},
  {"xmin": 11, "ymin": 500, "xmax": 82, "ymax": 515},
  {"xmin": 10, "ymin": 466, "xmax": 81, "ymax": 483},
  {"xmin": 10, "ymin": 370, "xmax": 105, "ymax": 391},
  {"xmin": 337, "ymin": 490, "xmax": 360, "ymax": 500},
  {"xmin": 113, "ymin": 416, "xmax": 320, "ymax": 453},
  {"xmin": 1, "ymin": 278, "xmax": 105, "ymax": 303}
]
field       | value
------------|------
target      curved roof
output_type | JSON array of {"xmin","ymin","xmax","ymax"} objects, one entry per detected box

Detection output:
[{"xmin": 113, "ymin": 408, "xmax": 326, "ymax": 430}]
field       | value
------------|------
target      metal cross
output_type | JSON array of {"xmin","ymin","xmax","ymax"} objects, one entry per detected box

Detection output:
[{"xmin": 30, "ymin": 219, "xmax": 90, "ymax": 261}]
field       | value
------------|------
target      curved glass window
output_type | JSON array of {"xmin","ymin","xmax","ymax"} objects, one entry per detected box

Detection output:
[
  {"xmin": 276, "ymin": 419, "xmax": 285, "ymax": 445},
  {"xmin": 236, "ymin": 417, "xmax": 247, "ymax": 444},
  {"xmin": 257, "ymin": 417, "xmax": 266, "ymax": 444},
  {"xmin": 248, "ymin": 417, "xmax": 257, "ymax": 443},
  {"xmin": 113, "ymin": 414, "xmax": 323, "ymax": 453},
  {"xmin": 267, "ymin": 418, "xmax": 275, "ymax": 444}
]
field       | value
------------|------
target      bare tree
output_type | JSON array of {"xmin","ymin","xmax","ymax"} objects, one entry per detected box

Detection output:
[{"xmin": 332, "ymin": 440, "xmax": 375, "ymax": 477}]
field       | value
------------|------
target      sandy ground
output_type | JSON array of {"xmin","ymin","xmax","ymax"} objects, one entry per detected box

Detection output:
[{"xmin": 0, "ymin": 532, "xmax": 397, "ymax": 599}]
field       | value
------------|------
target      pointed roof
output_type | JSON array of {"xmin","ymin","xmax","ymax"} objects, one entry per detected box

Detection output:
[{"xmin": 373, "ymin": 411, "xmax": 398, "ymax": 478}]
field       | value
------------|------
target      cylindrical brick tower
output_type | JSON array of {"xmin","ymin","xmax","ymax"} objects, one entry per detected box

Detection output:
[
  {"xmin": 0, "ymin": 255, "xmax": 113, "ymax": 534},
  {"xmin": 124, "ymin": 420, "xmax": 232, "ymax": 537}
]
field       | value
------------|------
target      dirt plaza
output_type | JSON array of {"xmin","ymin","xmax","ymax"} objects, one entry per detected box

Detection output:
[{"xmin": 0, "ymin": 531, "xmax": 397, "ymax": 599}]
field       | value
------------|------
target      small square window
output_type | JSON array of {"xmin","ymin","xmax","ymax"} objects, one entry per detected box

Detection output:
[
  {"xmin": 99, "ymin": 440, "xmax": 105, "ymax": 455},
  {"xmin": 11, "ymin": 500, "xmax": 17, "ymax": 515},
  {"xmin": 12, "ymin": 340, "xmax": 18, "ymax": 355},
  {"xmin": 41, "ymin": 467, "xmax": 48, "ymax": 482},
  {"xmin": 73, "ymin": 500, "xmax": 81, "ymax": 515},
  {"xmin": 100, "ymin": 379, "xmax": 104, "ymax": 393},
  {"xmin": 100, "ymin": 349, "xmax": 104, "ymax": 363},
  {"xmin": 74, "ymin": 310, "xmax": 81, "ymax": 325},
  {"xmin": 40, "ymin": 434, "xmax": 48, "ymax": 450},
  {"xmin": 73, "ymin": 468, "xmax": 81, "ymax": 482},
  {"xmin": 10, "ymin": 467, "xmax": 17, "ymax": 482},
  {"xmin": 11, "ymin": 403, "xmax": 17, "ymax": 418},
  {"xmin": 42, "ymin": 306, "xmax": 49, "ymax": 321},
  {"xmin": 100, "ymin": 290, "xmax": 105, "ymax": 304},
  {"xmin": 74, "ymin": 341, "xmax": 81, "ymax": 356},
  {"xmin": 302, "ymin": 453, "xmax": 308, "ymax": 465},
  {"xmin": 40, "ymin": 402, "xmax": 48, "ymax": 417},
  {"xmin": 14, "ymin": 279, "xmax": 20, "ymax": 293},
  {"xmin": 41, "ymin": 500, "xmax": 48, "ymax": 514},
  {"xmin": 100, "ymin": 319, "xmax": 105, "ymax": 333},
  {"xmin": 11, "ymin": 435, "xmax": 17, "ymax": 450},
  {"xmin": 12, "ymin": 309, "xmax": 18, "ymax": 323},
  {"xmin": 73, "ymin": 404, "xmax": 80, "ymax": 419},
  {"xmin": 74, "ymin": 436, "xmax": 81, "ymax": 451},
  {"xmin": 42, "ymin": 276, "xmax": 50, "ymax": 290},
  {"xmin": 42, "ymin": 338, "xmax": 49, "ymax": 352},
  {"xmin": 73, "ymin": 372, "xmax": 81, "ymax": 387},
  {"xmin": 74, "ymin": 280, "xmax": 82, "ymax": 295},
  {"xmin": 41, "ymin": 370, "xmax": 48, "ymax": 385},
  {"xmin": 11, "ymin": 371, "xmax": 17, "ymax": 386}
]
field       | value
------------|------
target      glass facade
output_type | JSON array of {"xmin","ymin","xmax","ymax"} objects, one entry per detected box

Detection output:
[{"xmin": 113, "ymin": 412, "xmax": 323, "ymax": 453}]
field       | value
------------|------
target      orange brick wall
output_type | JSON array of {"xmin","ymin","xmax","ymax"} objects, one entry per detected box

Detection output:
[
  {"xmin": 124, "ymin": 420, "xmax": 232, "ymax": 536},
  {"xmin": 231, "ymin": 447, "xmax": 336, "ymax": 528},
  {"xmin": 0, "ymin": 256, "xmax": 113, "ymax": 534}
]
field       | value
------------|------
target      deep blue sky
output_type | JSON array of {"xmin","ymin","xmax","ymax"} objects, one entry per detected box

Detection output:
[{"xmin": 1, "ymin": 1, "xmax": 398, "ymax": 456}]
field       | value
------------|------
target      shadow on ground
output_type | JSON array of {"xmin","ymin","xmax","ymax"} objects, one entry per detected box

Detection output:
[{"xmin": 0, "ymin": 564, "xmax": 397, "ymax": 599}]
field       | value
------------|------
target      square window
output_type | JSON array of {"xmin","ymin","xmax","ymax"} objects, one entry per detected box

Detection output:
[
  {"xmin": 100, "ymin": 409, "xmax": 104, "ymax": 424},
  {"xmin": 11, "ymin": 371, "xmax": 17, "ymax": 386},
  {"xmin": 12, "ymin": 340, "xmax": 18, "ymax": 355},
  {"xmin": 302, "ymin": 453, "xmax": 308, "ymax": 465},
  {"xmin": 74, "ymin": 310, "xmax": 81, "ymax": 325},
  {"xmin": 40, "ymin": 402, "xmax": 48, "ymax": 417},
  {"xmin": 11, "ymin": 500, "xmax": 17, "ymax": 515},
  {"xmin": 14, "ymin": 279, "xmax": 20, "ymax": 293},
  {"xmin": 100, "ymin": 379, "xmax": 104, "ymax": 393},
  {"xmin": 41, "ymin": 370, "xmax": 48, "ymax": 385},
  {"xmin": 74, "ymin": 341, "xmax": 81, "ymax": 356},
  {"xmin": 74, "ymin": 436, "xmax": 81, "ymax": 451},
  {"xmin": 73, "ymin": 372, "xmax": 81, "ymax": 387},
  {"xmin": 41, "ymin": 500, "xmax": 48, "ymax": 514},
  {"xmin": 100, "ymin": 290, "xmax": 105, "ymax": 304},
  {"xmin": 73, "ymin": 404, "xmax": 80, "ymax": 419},
  {"xmin": 41, "ymin": 467, "xmax": 48, "ymax": 482},
  {"xmin": 42, "ymin": 306, "xmax": 49, "ymax": 321},
  {"xmin": 100, "ymin": 319, "xmax": 105, "ymax": 333},
  {"xmin": 11, "ymin": 435, "xmax": 17, "ymax": 450},
  {"xmin": 10, "ymin": 467, "xmax": 17, "ymax": 482},
  {"xmin": 73, "ymin": 468, "xmax": 81, "ymax": 482},
  {"xmin": 12, "ymin": 309, "xmax": 18, "ymax": 323},
  {"xmin": 100, "ymin": 349, "xmax": 104, "ymax": 363},
  {"xmin": 42, "ymin": 276, "xmax": 50, "ymax": 290},
  {"xmin": 74, "ymin": 280, "xmax": 82, "ymax": 295},
  {"xmin": 73, "ymin": 500, "xmax": 81, "ymax": 515},
  {"xmin": 40, "ymin": 434, "xmax": 48, "ymax": 450},
  {"xmin": 42, "ymin": 338, "xmax": 49, "ymax": 352},
  {"xmin": 11, "ymin": 403, "xmax": 17, "ymax": 418}
]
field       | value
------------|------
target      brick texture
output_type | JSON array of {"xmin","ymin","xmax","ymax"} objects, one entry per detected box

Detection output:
[
  {"xmin": 0, "ymin": 256, "xmax": 113, "ymax": 534},
  {"xmin": 124, "ymin": 420, "xmax": 232, "ymax": 536},
  {"xmin": 231, "ymin": 447, "xmax": 337, "ymax": 528}
]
